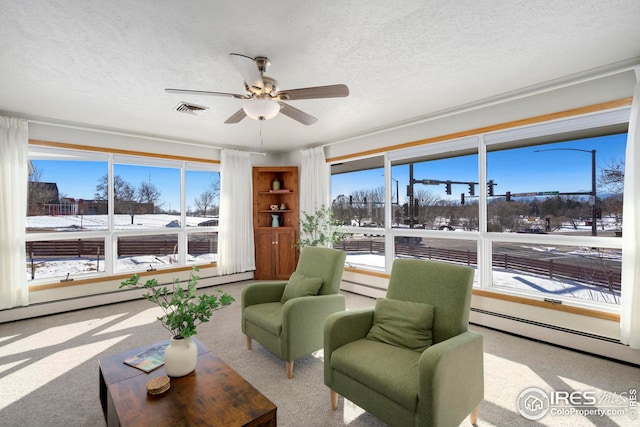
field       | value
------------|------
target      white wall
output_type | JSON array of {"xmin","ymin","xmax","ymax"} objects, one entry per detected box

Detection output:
[{"xmin": 324, "ymin": 71, "xmax": 636, "ymax": 160}]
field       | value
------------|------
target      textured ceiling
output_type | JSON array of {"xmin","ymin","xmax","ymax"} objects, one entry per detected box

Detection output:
[{"xmin": 1, "ymin": 1, "xmax": 640, "ymax": 153}]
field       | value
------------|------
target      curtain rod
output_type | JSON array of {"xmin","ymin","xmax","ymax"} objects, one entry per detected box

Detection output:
[{"xmin": 26, "ymin": 119, "xmax": 266, "ymax": 156}]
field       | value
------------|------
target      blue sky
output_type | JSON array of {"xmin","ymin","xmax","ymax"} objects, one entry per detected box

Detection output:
[
  {"xmin": 32, "ymin": 160, "xmax": 218, "ymax": 213},
  {"xmin": 32, "ymin": 132, "xmax": 626, "ymax": 211},
  {"xmin": 332, "ymin": 133, "xmax": 627, "ymax": 203}
]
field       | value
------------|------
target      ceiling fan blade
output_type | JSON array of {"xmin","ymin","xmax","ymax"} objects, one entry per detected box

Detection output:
[
  {"xmin": 165, "ymin": 88, "xmax": 247, "ymax": 99},
  {"xmin": 276, "ymin": 84, "xmax": 349, "ymax": 101},
  {"xmin": 229, "ymin": 53, "xmax": 264, "ymax": 92},
  {"xmin": 224, "ymin": 108, "xmax": 247, "ymax": 124},
  {"xmin": 278, "ymin": 102, "xmax": 318, "ymax": 126}
]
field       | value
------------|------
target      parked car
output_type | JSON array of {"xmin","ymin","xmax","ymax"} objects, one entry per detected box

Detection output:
[{"xmin": 198, "ymin": 219, "xmax": 218, "ymax": 226}]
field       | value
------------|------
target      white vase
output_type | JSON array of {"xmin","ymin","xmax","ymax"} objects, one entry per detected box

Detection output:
[{"xmin": 164, "ymin": 336, "xmax": 198, "ymax": 377}]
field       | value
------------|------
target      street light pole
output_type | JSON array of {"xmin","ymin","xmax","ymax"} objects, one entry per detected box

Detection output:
[{"xmin": 534, "ymin": 148, "xmax": 597, "ymax": 236}]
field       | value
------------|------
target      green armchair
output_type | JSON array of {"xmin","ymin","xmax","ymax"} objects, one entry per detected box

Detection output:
[
  {"xmin": 324, "ymin": 259, "xmax": 483, "ymax": 427},
  {"xmin": 242, "ymin": 246, "xmax": 347, "ymax": 378}
]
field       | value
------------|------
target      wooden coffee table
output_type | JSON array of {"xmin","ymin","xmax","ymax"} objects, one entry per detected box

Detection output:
[{"xmin": 99, "ymin": 338, "xmax": 276, "ymax": 426}]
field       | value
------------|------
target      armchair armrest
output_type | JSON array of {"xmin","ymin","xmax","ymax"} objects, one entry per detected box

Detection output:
[
  {"xmin": 417, "ymin": 331, "xmax": 484, "ymax": 427},
  {"xmin": 324, "ymin": 308, "xmax": 374, "ymax": 357},
  {"xmin": 323, "ymin": 307, "xmax": 374, "ymax": 385},
  {"xmin": 241, "ymin": 281, "xmax": 287, "ymax": 308},
  {"xmin": 280, "ymin": 294, "xmax": 346, "ymax": 361}
]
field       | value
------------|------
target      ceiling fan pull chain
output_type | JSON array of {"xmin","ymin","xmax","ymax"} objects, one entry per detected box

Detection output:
[{"xmin": 260, "ymin": 120, "xmax": 264, "ymax": 146}]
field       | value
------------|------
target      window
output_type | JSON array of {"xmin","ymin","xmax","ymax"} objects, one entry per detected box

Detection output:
[
  {"xmin": 26, "ymin": 237, "xmax": 106, "ymax": 280},
  {"xmin": 112, "ymin": 162, "xmax": 181, "ymax": 227},
  {"xmin": 117, "ymin": 234, "xmax": 179, "ymax": 272},
  {"xmin": 331, "ymin": 108, "xmax": 627, "ymax": 308},
  {"xmin": 331, "ymin": 156, "xmax": 386, "ymax": 271},
  {"xmin": 186, "ymin": 169, "xmax": 220, "ymax": 224},
  {"xmin": 331, "ymin": 157, "xmax": 386, "ymax": 227},
  {"xmin": 26, "ymin": 144, "xmax": 219, "ymax": 283},
  {"xmin": 486, "ymin": 134, "xmax": 626, "ymax": 237},
  {"xmin": 491, "ymin": 242, "xmax": 620, "ymax": 305},
  {"xmin": 28, "ymin": 148, "xmax": 109, "ymax": 232},
  {"xmin": 187, "ymin": 232, "xmax": 218, "ymax": 264},
  {"xmin": 391, "ymin": 148, "xmax": 479, "ymax": 231}
]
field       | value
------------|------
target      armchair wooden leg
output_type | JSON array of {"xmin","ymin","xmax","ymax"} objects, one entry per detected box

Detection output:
[
  {"xmin": 330, "ymin": 389, "xmax": 338, "ymax": 410},
  {"xmin": 470, "ymin": 405, "xmax": 479, "ymax": 425},
  {"xmin": 286, "ymin": 361, "xmax": 294, "ymax": 379},
  {"xmin": 246, "ymin": 335, "xmax": 252, "ymax": 350}
]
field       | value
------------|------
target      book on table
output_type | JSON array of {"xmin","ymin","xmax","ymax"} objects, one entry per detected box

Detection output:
[{"xmin": 123, "ymin": 341, "xmax": 169, "ymax": 373}]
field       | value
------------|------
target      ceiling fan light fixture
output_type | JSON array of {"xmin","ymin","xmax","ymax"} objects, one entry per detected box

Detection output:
[{"xmin": 242, "ymin": 98, "xmax": 280, "ymax": 121}]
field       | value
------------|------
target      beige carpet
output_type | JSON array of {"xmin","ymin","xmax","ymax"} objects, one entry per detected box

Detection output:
[{"xmin": 0, "ymin": 280, "xmax": 638, "ymax": 426}]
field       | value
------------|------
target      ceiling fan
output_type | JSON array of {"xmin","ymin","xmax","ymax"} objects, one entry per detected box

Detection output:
[{"xmin": 165, "ymin": 53, "xmax": 349, "ymax": 125}]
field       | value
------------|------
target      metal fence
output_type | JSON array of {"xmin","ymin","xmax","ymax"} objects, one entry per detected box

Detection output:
[
  {"xmin": 26, "ymin": 238, "xmax": 218, "ymax": 258},
  {"xmin": 334, "ymin": 239, "xmax": 620, "ymax": 292}
]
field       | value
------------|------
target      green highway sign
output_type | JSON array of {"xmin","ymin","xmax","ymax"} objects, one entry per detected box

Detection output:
[{"xmin": 511, "ymin": 191, "xmax": 559, "ymax": 197}]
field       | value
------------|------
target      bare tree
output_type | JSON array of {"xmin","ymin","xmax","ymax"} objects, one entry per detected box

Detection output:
[
  {"xmin": 599, "ymin": 158, "xmax": 624, "ymax": 194},
  {"xmin": 349, "ymin": 188, "xmax": 371, "ymax": 226},
  {"xmin": 95, "ymin": 175, "xmax": 131, "ymax": 201},
  {"xmin": 138, "ymin": 181, "xmax": 162, "ymax": 212},
  {"xmin": 95, "ymin": 175, "xmax": 162, "ymax": 224},
  {"xmin": 195, "ymin": 191, "xmax": 215, "ymax": 216},
  {"xmin": 331, "ymin": 194, "xmax": 352, "ymax": 226},
  {"xmin": 412, "ymin": 188, "xmax": 441, "ymax": 228}
]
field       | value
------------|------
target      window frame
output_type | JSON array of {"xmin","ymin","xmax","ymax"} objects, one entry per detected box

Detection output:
[
  {"xmin": 26, "ymin": 142, "xmax": 220, "ymax": 285},
  {"xmin": 330, "ymin": 106, "xmax": 629, "ymax": 313}
]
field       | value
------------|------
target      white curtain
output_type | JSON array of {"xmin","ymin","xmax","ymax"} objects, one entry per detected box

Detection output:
[
  {"xmin": 217, "ymin": 149, "xmax": 255, "ymax": 275},
  {"xmin": 620, "ymin": 67, "xmax": 640, "ymax": 349},
  {"xmin": 300, "ymin": 146, "xmax": 329, "ymax": 214},
  {"xmin": 0, "ymin": 116, "xmax": 29, "ymax": 309}
]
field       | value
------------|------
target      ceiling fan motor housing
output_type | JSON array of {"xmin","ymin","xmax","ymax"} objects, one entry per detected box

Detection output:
[{"xmin": 249, "ymin": 76, "xmax": 279, "ymax": 97}]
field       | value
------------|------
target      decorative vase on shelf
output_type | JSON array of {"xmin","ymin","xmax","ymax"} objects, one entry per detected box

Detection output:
[
  {"xmin": 272, "ymin": 178, "xmax": 281, "ymax": 190},
  {"xmin": 272, "ymin": 214, "xmax": 280, "ymax": 227},
  {"xmin": 164, "ymin": 336, "xmax": 198, "ymax": 377}
]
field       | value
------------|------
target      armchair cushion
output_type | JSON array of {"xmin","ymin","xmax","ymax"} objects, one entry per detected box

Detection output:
[
  {"xmin": 331, "ymin": 338, "xmax": 421, "ymax": 411},
  {"xmin": 243, "ymin": 302, "xmax": 283, "ymax": 336},
  {"xmin": 366, "ymin": 298, "xmax": 435, "ymax": 352},
  {"xmin": 281, "ymin": 271, "xmax": 324, "ymax": 303}
]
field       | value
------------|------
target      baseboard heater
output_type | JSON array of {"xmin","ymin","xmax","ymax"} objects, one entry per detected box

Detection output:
[
  {"xmin": 0, "ymin": 272, "xmax": 254, "ymax": 324},
  {"xmin": 470, "ymin": 307, "xmax": 639, "ymax": 367}
]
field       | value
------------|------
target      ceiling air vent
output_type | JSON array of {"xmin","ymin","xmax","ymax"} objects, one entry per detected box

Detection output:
[{"xmin": 174, "ymin": 102, "xmax": 209, "ymax": 116}]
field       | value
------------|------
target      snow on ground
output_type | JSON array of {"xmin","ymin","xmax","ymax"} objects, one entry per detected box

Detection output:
[
  {"xmin": 344, "ymin": 253, "xmax": 620, "ymax": 305},
  {"xmin": 27, "ymin": 253, "xmax": 218, "ymax": 281},
  {"xmin": 26, "ymin": 214, "xmax": 208, "ymax": 230},
  {"xmin": 26, "ymin": 214, "xmax": 621, "ymax": 305}
]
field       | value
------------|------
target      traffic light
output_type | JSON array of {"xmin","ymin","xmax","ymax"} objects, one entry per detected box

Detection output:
[
  {"xmin": 445, "ymin": 181, "xmax": 452, "ymax": 195},
  {"xmin": 595, "ymin": 208, "xmax": 602, "ymax": 219},
  {"xmin": 460, "ymin": 193, "xmax": 465, "ymax": 205},
  {"xmin": 487, "ymin": 180, "xmax": 495, "ymax": 196},
  {"xmin": 468, "ymin": 183, "xmax": 475, "ymax": 196},
  {"xmin": 403, "ymin": 203, "xmax": 409, "ymax": 216},
  {"xmin": 505, "ymin": 191, "xmax": 511, "ymax": 202}
]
